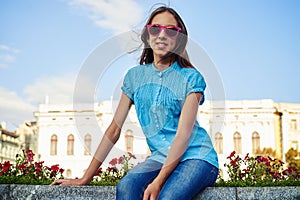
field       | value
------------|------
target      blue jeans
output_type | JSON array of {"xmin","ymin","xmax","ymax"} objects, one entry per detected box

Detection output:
[{"xmin": 116, "ymin": 159, "xmax": 218, "ymax": 200}]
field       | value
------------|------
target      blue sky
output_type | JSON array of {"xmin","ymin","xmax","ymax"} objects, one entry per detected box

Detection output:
[{"xmin": 1, "ymin": 0, "xmax": 300, "ymax": 128}]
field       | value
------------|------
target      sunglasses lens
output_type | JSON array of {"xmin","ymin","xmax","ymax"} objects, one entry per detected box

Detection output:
[
  {"xmin": 149, "ymin": 25, "xmax": 161, "ymax": 35},
  {"xmin": 165, "ymin": 26, "xmax": 179, "ymax": 37}
]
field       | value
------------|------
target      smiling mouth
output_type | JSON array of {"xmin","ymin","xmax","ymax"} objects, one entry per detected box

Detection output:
[{"xmin": 156, "ymin": 42, "xmax": 168, "ymax": 49}]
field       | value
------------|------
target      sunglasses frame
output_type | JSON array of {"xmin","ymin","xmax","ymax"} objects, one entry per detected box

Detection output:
[{"xmin": 146, "ymin": 24, "xmax": 182, "ymax": 38}]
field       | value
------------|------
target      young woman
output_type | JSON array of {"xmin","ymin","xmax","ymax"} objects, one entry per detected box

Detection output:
[{"xmin": 51, "ymin": 6, "xmax": 219, "ymax": 200}]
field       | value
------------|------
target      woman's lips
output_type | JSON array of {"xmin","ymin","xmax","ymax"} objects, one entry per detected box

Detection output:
[{"xmin": 156, "ymin": 42, "xmax": 168, "ymax": 49}]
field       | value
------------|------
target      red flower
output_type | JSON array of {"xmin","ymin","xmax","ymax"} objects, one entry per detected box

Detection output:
[
  {"xmin": 272, "ymin": 172, "xmax": 282, "ymax": 180},
  {"xmin": 51, "ymin": 164, "xmax": 60, "ymax": 172},
  {"xmin": 278, "ymin": 160, "xmax": 285, "ymax": 165},
  {"xmin": 1, "ymin": 161, "xmax": 12, "ymax": 173},
  {"xmin": 267, "ymin": 156, "xmax": 275, "ymax": 162},
  {"xmin": 94, "ymin": 167, "xmax": 102, "ymax": 176},
  {"xmin": 34, "ymin": 161, "xmax": 44, "ymax": 174},
  {"xmin": 230, "ymin": 160, "xmax": 237, "ymax": 167},
  {"xmin": 59, "ymin": 168, "xmax": 64, "ymax": 174},
  {"xmin": 244, "ymin": 153, "xmax": 249, "ymax": 160},
  {"xmin": 227, "ymin": 151, "xmax": 236, "ymax": 159},
  {"xmin": 17, "ymin": 163, "xmax": 27, "ymax": 170},
  {"xmin": 107, "ymin": 166, "xmax": 118, "ymax": 173}
]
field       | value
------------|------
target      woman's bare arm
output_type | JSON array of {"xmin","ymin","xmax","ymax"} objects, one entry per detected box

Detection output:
[{"xmin": 51, "ymin": 93, "xmax": 133, "ymax": 186}]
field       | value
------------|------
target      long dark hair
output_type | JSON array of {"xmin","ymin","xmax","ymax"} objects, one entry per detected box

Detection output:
[{"xmin": 139, "ymin": 6, "xmax": 194, "ymax": 68}]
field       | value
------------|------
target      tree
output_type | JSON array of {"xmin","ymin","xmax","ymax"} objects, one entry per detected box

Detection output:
[
  {"xmin": 255, "ymin": 147, "xmax": 276, "ymax": 158},
  {"xmin": 285, "ymin": 148, "xmax": 300, "ymax": 172}
]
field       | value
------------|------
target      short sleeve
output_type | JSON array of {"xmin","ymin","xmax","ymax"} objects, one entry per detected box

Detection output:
[
  {"xmin": 121, "ymin": 70, "xmax": 134, "ymax": 101},
  {"xmin": 186, "ymin": 70, "xmax": 206, "ymax": 105}
]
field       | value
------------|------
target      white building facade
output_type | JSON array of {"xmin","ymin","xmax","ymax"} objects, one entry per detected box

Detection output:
[{"xmin": 34, "ymin": 99, "xmax": 300, "ymax": 178}]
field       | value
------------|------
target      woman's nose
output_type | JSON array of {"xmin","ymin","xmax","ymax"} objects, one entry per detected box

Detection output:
[{"xmin": 157, "ymin": 28, "xmax": 167, "ymax": 39}]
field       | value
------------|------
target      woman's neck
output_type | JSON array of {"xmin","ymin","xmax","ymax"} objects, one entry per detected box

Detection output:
[{"xmin": 153, "ymin": 57, "xmax": 175, "ymax": 71}]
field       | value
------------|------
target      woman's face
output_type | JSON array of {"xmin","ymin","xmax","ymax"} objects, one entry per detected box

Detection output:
[{"xmin": 147, "ymin": 11, "xmax": 178, "ymax": 62}]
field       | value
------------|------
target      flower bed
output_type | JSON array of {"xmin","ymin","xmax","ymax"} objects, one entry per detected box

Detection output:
[
  {"xmin": 216, "ymin": 151, "xmax": 300, "ymax": 187},
  {"xmin": 0, "ymin": 150, "xmax": 299, "ymax": 187}
]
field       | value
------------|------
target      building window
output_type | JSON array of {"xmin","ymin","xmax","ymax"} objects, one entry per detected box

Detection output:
[
  {"xmin": 252, "ymin": 132, "xmax": 260, "ymax": 154},
  {"xmin": 290, "ymin": 119, "xmax": 298, "ymax": 130},
  {"xmin": 84, "ymin": 134, "xmax": 92, "ymax": 155},
  {"xmin": 291, "ymin": 141, "xmax": 299, "ymax": 151},
  {"xmin": 215, "ymin": 132, "xmax": 223, "ymax": 154},
  {"xmin": 66, "ymin": 169, "xmax": 72, "ymax": 178},
  {"xmin": 233, "ymin": 132, "xmax": 242, "ymax": 154},
  {"xmin": 67, "ymin": 134, "xmax": 74, "ymax": 155},
  {"xmin": 125, "ymin": 130, "xmax": 134, "ymax": 153},
  {"xmin": 50, "ymin": 134, "xmax": 57, "ymax": 155}
]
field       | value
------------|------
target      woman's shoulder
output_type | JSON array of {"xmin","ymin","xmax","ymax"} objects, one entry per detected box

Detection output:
[
  {"xmin": 126, "ymin": 63, "xmax": 151, "ymax": 74},
  {"xmin": 177, "ymin": 64, "xmax": 204, "ymax": 79}
]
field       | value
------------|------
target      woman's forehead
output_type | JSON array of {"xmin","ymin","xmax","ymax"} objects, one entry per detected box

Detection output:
[{"xmin": 151, "ymin": 12, "xmax": 178, "ymax": 26}]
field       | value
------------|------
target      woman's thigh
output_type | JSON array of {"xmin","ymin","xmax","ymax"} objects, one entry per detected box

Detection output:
[
  {"xmin": 116, "ymin": 159, "xmax": 162, "ymax": 200},
  {"xmin": 158, "ymin": 159, "xmax": 218, "ymax": 200}
]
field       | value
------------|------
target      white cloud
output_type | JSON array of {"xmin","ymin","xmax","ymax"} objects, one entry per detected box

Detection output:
[
  {"xmin": 68, "ymin": 0, "xmax": 144, "ymax": 33},
  {"xmin": 0, "ymin": 45, "xmax": 10, "ymax": 51},
  {"xmin": 0, "ymin": 87, "xmax": 36, "ymax": 126},
  {"xmin": 0, "ymin": 73, "xmax": 82, "ymax": 127},
  {"xmin": 0, "ymin": 44, "xmax": 20, "ymax": 68},
  {"xmin": 0, "ymin": 54, "xmax": 15, "ymax": 63},
  {"xmin": 23, "ymin": 73, "xmax": 76, "ymax": 105}
]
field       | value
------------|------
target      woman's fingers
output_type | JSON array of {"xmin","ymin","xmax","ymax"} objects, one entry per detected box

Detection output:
[{"xmin": 50, "ymin": 179, "xmax": 72, "ymax": 186}]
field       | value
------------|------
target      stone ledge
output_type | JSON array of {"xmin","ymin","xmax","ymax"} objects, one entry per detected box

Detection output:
[{"xmin": 0, "ymin": 185, "xmax": 299, "ymax": 200}]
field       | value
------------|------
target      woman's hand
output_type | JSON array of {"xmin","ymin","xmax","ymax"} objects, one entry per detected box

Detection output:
[
  {"xmin": 142, "ymin": 179, "xmax": 163, "ymax": 200},
  {"xmin": 50, "ymin": 178, "xmax": 87, "ymax": 186}
]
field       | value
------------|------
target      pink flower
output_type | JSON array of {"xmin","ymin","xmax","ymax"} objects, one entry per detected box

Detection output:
[
  {"xmin": 109, "ymin": 158, "xmax": 118, "ymax": 166},
  {"xmin": 128, "ymin": 152, "xmax": 136, "ymax": 159},
  {"xmin": 25, "ymin": 149, "xmax": 35, "ymax": 162},
  {"xmin": 118, "ymin": 156, "xmax": 124, "ymax": 164}
]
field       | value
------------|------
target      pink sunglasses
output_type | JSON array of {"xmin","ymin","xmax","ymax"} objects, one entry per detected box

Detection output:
[{"xmin": 146, "ymin": 24, "xmax": 181, "ymax": 38}]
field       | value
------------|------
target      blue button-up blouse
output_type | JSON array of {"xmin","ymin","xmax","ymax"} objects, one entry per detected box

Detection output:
[{"xmin": 121, "ymin": 61, "xmax": 218, "ymax": 168}]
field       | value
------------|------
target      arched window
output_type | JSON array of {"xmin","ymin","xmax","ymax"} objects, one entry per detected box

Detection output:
[
  {"xmin": 67, "ymin": 134, "xmax": 74, "ymax": 155},
  {"xmin": 233, "ymin": 132, "xmax": 242, "ymax": 154},
  {"xmin": 215, "ymin": 132, "xmax": 223, "ymax": 154},
  {"xmin": 84, "ymin": 134, "xmax": 92, "ymax": 155},
  {"xmin": 50, "ymin": 134, "xmax": 57, "ymax": 155},
  {"xmin": 125, "ymin": 130, "xmax": 134, "ymax": 153},
  {"xmin": 252, "ymin": 132, "xmax": 260, "ymax": 154},
  {"xmin": 66, "ymin": 169, "xmax": 72, "ymax": 178}
]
